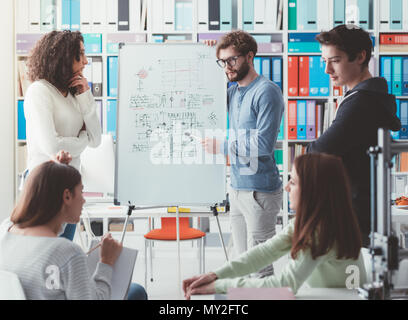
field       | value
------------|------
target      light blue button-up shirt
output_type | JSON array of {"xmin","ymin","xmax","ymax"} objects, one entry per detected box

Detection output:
[{"xmin": 225, "ymin": 75, "xmax": 284, "ymax": 193}]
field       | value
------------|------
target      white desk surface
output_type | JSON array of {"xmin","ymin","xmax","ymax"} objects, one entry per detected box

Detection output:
[{"xmin": 191, "ymin": 288, "xmax": 362, "ymax": 301}]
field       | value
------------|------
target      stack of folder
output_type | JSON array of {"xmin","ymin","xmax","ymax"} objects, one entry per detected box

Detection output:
[
  {"xmin": 380, "ymin": 34, "xmax": 408, "ymax": 53},
  {"xmin": 288, "ymin": 0, "xmax": 330, "ymax": 31},
  {"xmin": 288, "ymin": 56, "xmax": 330, "ymax": 97},
  {"xmin": 391, "ymin": 99, "xmax": 408, "ymax": 140},
  {"xmin": 241, "ymin": 0, "xmax": 283, "ymax": 32},
  {"xmin": 380, "ymin": 56, "xmax": 408, "ymax": 96},
  {"xmin": 288, "ymin": 33, "xmax": 321, "ymax": 53},
  {"xmin": 253, "ymin": 57, "xmax": 283, "ymax": 91}
]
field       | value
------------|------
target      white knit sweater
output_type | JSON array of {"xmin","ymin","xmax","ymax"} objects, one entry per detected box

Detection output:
[{"xmin": 24, "ymin": 80, "xmax": 102, "ymax": 171}]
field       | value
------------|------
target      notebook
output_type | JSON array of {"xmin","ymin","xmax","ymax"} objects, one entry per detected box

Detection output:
[{"xmin": 86, "ymin": 239, "xmax": 138, "ymax": 300}]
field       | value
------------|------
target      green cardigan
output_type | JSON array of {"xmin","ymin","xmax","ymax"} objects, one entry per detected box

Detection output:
[{"xmin": 214, "ymin": 219, "xmax": 367, "ymax": 294}]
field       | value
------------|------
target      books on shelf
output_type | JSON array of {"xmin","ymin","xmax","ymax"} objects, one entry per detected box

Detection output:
[
  {"xmin": 253, "ymin": 56, "xmax": 283, "ymax": 90},
  {"xmin": 380, "ymin": 56, "xmax": 408, "ymax": 96},
  {"xmin": 379, "ymin": 0, "xmax": 408, "ymax": 31},
  {"xmin": 243, "ymin": 0, "xmax": 283, "ymax": 32}
]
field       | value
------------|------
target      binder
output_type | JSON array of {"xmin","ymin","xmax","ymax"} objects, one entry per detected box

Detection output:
[
  {"xmin": 316, "ymin": 100, "xmax": 324, "ymax": 138},
  {"xmin": 400, "ymin": 100, "xmax": 408, "ymax": 139},
  {"xmin": 288, "ymin": 100, "xmax": 297, "ymax": 140},
  {"xmin": 106, "ymin": 0, "xmax": 118, "ymax": 31},
  {"xmin": 61, "ymin": 0, "xmax": 71, "ymax": 30},
  {"xmin": 264, "ymin": 0, "xmax": 278, "ymax": 31},
  {"xmin": 83, "ymin": 33, "xmax": 102, "ymax": 54},
  {"xmin": 306, "ymin": 100, "xmax": 316, "ymax": 140},
  {"xmin": 83, "ymin": 57, "xmax": 93, "ymax": 91},
  {"xmin": 345, "ymin": 0, "xmax": 358, "ymax": 25},
  {"xmin": 16, "ymin": 0, "xmax": 29, "ymax": 33},
  {"xmin": 151, "ymin": 0, "xmax": 164, "ymax": 32},
  {"xmin": 333, "ymin": 0, "xmax": 345, "ymax": 26},
  {"xmin": 70, "ymin": 0, "xmax": 81, "ymax": 31},
  {"xmin": 319, "ymin": 57, "xmax": 330, "ymax": 96},
  {"xmin": 254, "ymin": 57, "xmax": 262, "ymax": 75},
  {"xmin": 403, "ymin": 57, "xmax": 408, "ymax": 96},
  {"xmin": 297, "ymin": 0, "xmax": 316, "ymax": 30},
  {"xmin": 182, "ymin": 1, "xmax": 193, "ymax": 31},
  {"xmin": 108, "ymin": 56, "xmax": 118, "ymax": 97},
  {"xmin": 80, "ymin": 0, "xmax": 92, "ymax": 33},
  {"xmin": 297, "ymin": 100, "xmax": 307, "ymax": 140},
  {"xmin": 29, "ymin": 0, "xmax": 41, "ymax": 32},
  {"xmin": 381, "ymin": 56, "xmax": 393, "ymax": 94},
  {"xmin": 392, "ymin": 56, "xmax": 403, "ymax": 96},
  {"xmin": 92, "ymin": 56, "xmax": 103, "ymax": 97},
  {"xmin": 129, "ymin": 0, "xmax": 142, "ymax": 32},
  {"xmin": 198, "ymin": 0, "xmax": 209, "ymax": 31},
  {"xmin": 92, "ymin": 0, "xmax": 107, "ymax": 32},
  {"xmin": 309, "ymin": 56, "xmax": 320, "ymax": 96},
  {"xmin": 242, "ymin": 0, "xmax": 254, "ymax": 31},
  {"xmin": 357, "ymin": 0, "xmax": 370, "ymax": 29},
  {"xmin": 175, "ymin": 1, "xmax": 184, "ymax": 31},
  {"xmin": 220, "ymin": 0, "xmax": 232, "ymax": 31},
  {"xmin": 317, "ymin": 0, "xmax": 330, "ymax": 31},
  {"xmin": 118, "ymin": 0, "xmax": 130, "ymax": 31},
  {"xmin": 288, "ymin": 56, "xmax": 298, "ymax": 96},
  {"xmin": 254, "ymin": 0, "xmax": 265, "ymax": 31},
  {"xmin": 209, "ymin": 0, "xmax": 220, "ymax": 30},
  {"xmin": 288, "ymin": 0, "xmax": 297, "ymax": 30},
  {"xmin": 277, "ymin": 118, "xmax": 284, "ymax": 140},
  {"xmin": 272, "ymin": 57, "xmax": 282, "ymax": 90},
  {"xmin": 379, "ymin": 0, "xmax": 390, "ymax": 31},
  {"xmin": 107, "ymin": 100, "xmax": 117, "ymax": 140},
  {"xmin": 261, "ymin": 57, "xmax": 271, "ymax": 80},
  {"xmin": 390, "ymin": 0, "xmax": 403, "ymax": 30},
  {"xmin": 163, "ymin": 0, "xmax": 175, "ymax": 32},
  {"xmin": 404, "ymin": 0, "xmax": 408, "ymax": 31},
  {"xmin": 18, "ymin": 100, "xmax": 26, "ymax": 141},
  {"xmin": 391, "ymin": 99, "xmax": 400, "ymax": 139},
  {"xmin": 40, "ymin": 0, "xmax": 56, "ymax": 31},
  {"xmin": 299, "ymin": 56, "xmax": 309, "ymax": 96}
]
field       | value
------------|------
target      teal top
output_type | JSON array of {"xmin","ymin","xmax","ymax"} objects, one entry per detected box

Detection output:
[{"xmin": 214, "ymin": 219, "xmax": 367, "ymax": 294}]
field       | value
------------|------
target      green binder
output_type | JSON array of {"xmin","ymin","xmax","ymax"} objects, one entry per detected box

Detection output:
[{"xmin": 288, "ymin": 0, "xmax": 297, "ymax": 30}]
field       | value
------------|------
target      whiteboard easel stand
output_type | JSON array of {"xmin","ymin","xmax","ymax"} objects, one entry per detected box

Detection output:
[{"xmin": 211, "ymin": 205, "xmax": 229, "ymax": 262}]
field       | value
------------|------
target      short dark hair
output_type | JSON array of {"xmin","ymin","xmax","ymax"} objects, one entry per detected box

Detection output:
[
  {"xmin": 316, "ymin": 25, "xmax": 372, "ymax": 68},
  {"xmin": 11, "ymin": 161, "xmax": 82, "ymax": 228},
  {"xmin": 216, "ymin": 30, "xmax": 258, "ymax": 59},
  {"xmin": 27, "ymin": 30, "xmax": 84, "ymax": 93}
]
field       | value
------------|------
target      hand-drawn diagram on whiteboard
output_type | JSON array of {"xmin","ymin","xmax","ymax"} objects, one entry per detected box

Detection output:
[{"xmin": 115, "ymin": 43, "xmax": 227, "ymax": 206}]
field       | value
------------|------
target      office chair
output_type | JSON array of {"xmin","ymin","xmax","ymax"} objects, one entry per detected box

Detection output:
[
  {"xmin": 0, "ymin": 270, "xmax": 26, "ymax": 300},
  {"xmin": 143, "ymin": 217, "xmax": 206, "ymax": 289}
]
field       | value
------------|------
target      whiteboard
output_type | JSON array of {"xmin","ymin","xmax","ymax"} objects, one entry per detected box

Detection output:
[{"xmin": 114, "ymin": 43, "xmax": 227, "ymax": 206}]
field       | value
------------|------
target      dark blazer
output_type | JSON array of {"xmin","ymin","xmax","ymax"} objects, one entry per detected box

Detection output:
[{"xmin": 307, "ymin": 77, "xmax": 401, "ymax": 245}]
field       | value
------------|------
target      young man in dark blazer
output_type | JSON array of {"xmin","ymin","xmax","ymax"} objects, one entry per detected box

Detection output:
[{"xmin": 307, "ymin": 25, "xmax": 401, "ymax": 246}]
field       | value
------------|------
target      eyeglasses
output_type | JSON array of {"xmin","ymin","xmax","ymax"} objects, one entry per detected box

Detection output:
[{"xmin": 216, "ymin": 55, "xmax": 243, "ymax": 68}]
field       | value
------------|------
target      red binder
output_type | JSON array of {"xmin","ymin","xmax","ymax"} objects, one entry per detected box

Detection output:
[
  {"xmin": 299, "ymin": 56, "xmax": 309, "ymax": 96},
  {"xmin": 288, "ymin": 100, "xmax": 297, "ymax": 140},
  {"xmin": 288, "ymin": 56, "xmax": 298, "ymax": 96}
]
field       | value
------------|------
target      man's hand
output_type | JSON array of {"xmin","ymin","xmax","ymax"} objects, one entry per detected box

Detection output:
[
  {"xmin": 202, "ymin": 137, "xmax": 222, "ymax": 154},
  {"xmin": 54, "ymin": 150, "xmax": 72, "ymax": 165}
]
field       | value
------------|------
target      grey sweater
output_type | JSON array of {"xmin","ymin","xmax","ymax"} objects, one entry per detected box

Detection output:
[{"xmin": 0, "ymin": 219, "xmax": 113, "ymax": 300}]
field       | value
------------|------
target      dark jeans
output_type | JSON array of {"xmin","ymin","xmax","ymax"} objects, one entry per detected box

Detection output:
[{"xmin": 127, "ymin": 283, "xmax": 148, "ymax": 300}]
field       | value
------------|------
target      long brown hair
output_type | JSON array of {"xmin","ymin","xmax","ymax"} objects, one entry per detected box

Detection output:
[
  {"xmin": 11, "ymin": 161, "xmax": 82, "ymax": 228},
  {"xmin": 27, "ymin": 30, "xmax": 84, "ymax": 93},
  {"xmin": 290, "ymin": 153, "xmax": 362, "ymax": 260}
]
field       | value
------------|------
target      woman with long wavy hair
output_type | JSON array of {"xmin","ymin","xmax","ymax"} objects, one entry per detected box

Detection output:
[
  {"xmin": 24, "ymin": 30, "xmax": 101, "ymax": 240},
  {"xmin": 183, "ymin": 153, "xmax": 367, "ymax": 298}
]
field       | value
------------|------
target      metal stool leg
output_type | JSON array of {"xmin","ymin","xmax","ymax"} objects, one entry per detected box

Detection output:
[
  {"xmin": 202, "ymin": 237, "xmax": 205, "ymax": 273},
  {"xmin": 198, "ymin": 239, "xmax": 202, "ymax": 274},
  {"xmin": 149, "ymin": 239, "xmax": 153, "ymax": 282}
]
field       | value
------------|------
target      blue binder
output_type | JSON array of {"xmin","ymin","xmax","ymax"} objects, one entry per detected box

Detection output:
[
  {"xmin": 70, "ymin": 0, "xmax": 80, "ymax": 31},
  {"xmin": 261, "ymin": 57, "xmax": 271, "ymax": 80},
  {"xmin": 381, "ymin": 57, "xmax": 393, "ymax": 94},
  {"xmin": 402, "ymin": 57, "xmax": 408, "ymax": 96},
  {"xmin": 319, "ymin": 57, "xmax": 330, "ymax": 96},
  {"xmin": 333, "ymin": 0, "xmax": 345, "ymax": 26},
  {"xmin": 297, "ymin": 0, "xmax": 316, "ymax": 30},
  {"xmin": 277, "ymin": 118, "xmax": 284, "ymax": 140},
  {"xmin": 220, "ymin": 0, "xmax": 232, "ymax": 31},
  {"xmin": 242, "ymin": 0, "xmax": 254, "ymax": 31},
  {"xmin": 83, "ymin": 33, "xmax": 102, "ymax": 54},
  {"xmin": 400, "ymin": 100, "xmax": 408, "ymax": 139},
  {"xmin": 392, "ymin": 56, "xmax": 403, "ymax": 96},
  {"xmin": 254, "ymin": 57, "xmax": 262, "ymax": 75},
  {"xmin": 107, "ymin": 100, "xmax": 117, "ymax": 141},
  {"xmin": 61, "ymin": 0, "xmax": 71, "ymax": 30},
  {"xmin": 390, "ymin": 0, "xmax": 403, "ymax": 30},
  {"xmin": 272, "ymin": 57, "xmax": 282, "ymax": 90},
  {"xmin": 392, "ymin": 99, "xmax": 400, "ymax": 139},
  {"xmin": 17, "ymin": 100, "xmax": 26, "ymax": 141},
  {"xmin": 108, "ymin": 56, "xmax": 118, "ymax": 97},
  {"xmin": 183, "ymin": 2, "xmax": 193, "ymax": 31},
  {"xmin": 297, "ymin": 100, "xmax": 307, "ymax": 140},
  {"xmin": 357, "ymin": 0, "xmax": 370, "ymax": 29},
  {"xmin": 309, "ymin": 56, "xmax": 320, "ymax": 96}
]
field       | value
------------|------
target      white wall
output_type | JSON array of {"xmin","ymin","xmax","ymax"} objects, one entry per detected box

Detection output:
[{"xmin": 0, "ymin": 0, "xmax": 15, "ymax": 220}]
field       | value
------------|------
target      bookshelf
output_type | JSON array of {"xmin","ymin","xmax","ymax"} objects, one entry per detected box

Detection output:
[{"xmin": 13, "ymin": 0, "xmax": 408, "ymax": 227}]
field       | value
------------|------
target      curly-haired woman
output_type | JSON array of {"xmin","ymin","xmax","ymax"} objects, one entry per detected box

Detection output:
[{"xmin": 24, "ymin": 30, "xmax": 101, "ymax": 240}]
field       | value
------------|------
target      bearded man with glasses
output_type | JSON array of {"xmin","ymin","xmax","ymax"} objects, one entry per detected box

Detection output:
[{"xmin": 204, "ymin": 30, "xmax": 284, "ymax": 278}]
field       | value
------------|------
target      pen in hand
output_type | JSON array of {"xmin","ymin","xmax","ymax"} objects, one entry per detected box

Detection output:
[{"xmin": 86, "ymin": 242, "xmax": 101, "ymax": 255}]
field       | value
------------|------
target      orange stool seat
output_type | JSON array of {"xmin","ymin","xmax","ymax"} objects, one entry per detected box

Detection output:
[{"xmin": 144, "ymin": 217, "xmax": 205, "ymax": 240}]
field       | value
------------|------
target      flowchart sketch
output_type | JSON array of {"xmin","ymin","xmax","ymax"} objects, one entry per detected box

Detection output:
[{"xmin": 115, "ymin": 43, "xmax": 227, "ymax": 206}]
